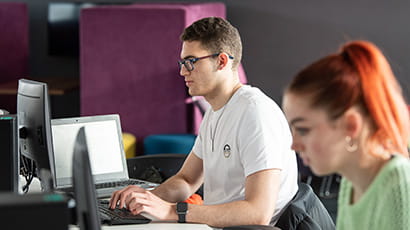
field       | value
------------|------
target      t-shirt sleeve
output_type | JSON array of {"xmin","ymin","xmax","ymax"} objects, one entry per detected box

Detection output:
[
  {"xmin": 192, "ymin": 131, "xmax": 203, "ymax": 159},
  {"xmin": 238, "ymin": 100, "xmax": 293, "ymax": 177}
]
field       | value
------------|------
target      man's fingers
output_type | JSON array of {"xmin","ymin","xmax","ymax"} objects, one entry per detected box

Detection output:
[{"xmin": 109, "ymin": 185, "xmax": 144, "ymax": 209}]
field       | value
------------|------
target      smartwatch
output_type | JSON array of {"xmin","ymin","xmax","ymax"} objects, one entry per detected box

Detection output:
[{"xmin": 176, "ymin": 202, "xmax": 188, "ymax": 223}]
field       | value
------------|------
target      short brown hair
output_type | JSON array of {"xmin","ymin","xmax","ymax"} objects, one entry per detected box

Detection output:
[{"xmin": 180, "ymin": 17, "xmax": 242, "ymax": 69}]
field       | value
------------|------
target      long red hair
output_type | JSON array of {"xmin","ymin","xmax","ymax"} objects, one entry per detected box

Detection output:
[{"xmin": 287, "ymin": 40, "xmax": 409, "ymax": 158}]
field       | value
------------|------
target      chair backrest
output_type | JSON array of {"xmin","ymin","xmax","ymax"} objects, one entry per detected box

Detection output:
[
  {"xmin": 275, "ymin": 183, "xmax": 335, "ymax": 230},
  {"xmin": 127, "ymin": 153, "xmax": 188, "ymax": 183},
  {"xmin": 127, "ymin": 153, "xmax": 204, "ymax": 197}
]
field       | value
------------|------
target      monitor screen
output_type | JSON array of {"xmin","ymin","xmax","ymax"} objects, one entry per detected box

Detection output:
[
  {"xmin": 51, "ymin": 118, "xmax": 124, "ymax": 187},
  {"xmin": 17, "ymin": 79, "xmax": 55, "ymax": 191}
]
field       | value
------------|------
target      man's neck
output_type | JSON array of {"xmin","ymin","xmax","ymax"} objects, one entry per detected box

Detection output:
[{"xmin": 206, "ymin": 82, "xmax": 242, "ymax": 111}]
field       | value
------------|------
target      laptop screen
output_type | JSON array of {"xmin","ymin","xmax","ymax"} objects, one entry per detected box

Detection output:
[{"xmin": 51, "ymin": 114, "xmax": 128, "ymax": 187}]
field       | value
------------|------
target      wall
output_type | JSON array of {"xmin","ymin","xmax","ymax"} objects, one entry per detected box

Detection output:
[{"xmin": 2, "ymin": 0, "xmax": 409, "ymax": 110}]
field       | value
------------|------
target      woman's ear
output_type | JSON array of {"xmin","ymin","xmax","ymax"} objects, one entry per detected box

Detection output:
[{"xmin": 342, "ymin": 108, "xmax": 363, "ymax": 138}]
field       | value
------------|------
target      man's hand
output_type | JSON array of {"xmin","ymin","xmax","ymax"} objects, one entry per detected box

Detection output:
[{"xmin": 109, "ymin": 185, "xmax": 178, "ymax": 221}]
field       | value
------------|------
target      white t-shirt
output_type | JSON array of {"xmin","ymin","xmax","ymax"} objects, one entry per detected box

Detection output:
[{"xmin": 192, "ymin": 85, "xmax": 298, "ymax": 220}]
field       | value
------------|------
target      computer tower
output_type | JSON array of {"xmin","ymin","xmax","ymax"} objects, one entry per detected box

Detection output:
[
  {"xmin": 0, "ymin": 192, "xmax": 72, "ymax": 229},
  {"xmin": 0, "ymin": 115, "xmax": 18, "ymax": 193}
]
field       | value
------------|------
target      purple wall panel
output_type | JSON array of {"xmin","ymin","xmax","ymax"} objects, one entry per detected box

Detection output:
[
  {"xmin": 80, "ymin": 3, "xmax": 226, "ymax": 153},
  {"xmin": 0, "ymin": 3, "xmax": 28, "ymax": 113}
]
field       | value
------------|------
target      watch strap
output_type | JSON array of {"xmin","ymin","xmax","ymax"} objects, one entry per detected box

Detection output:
[{"xmin": 176, "ymin": 202, "xmax": 188, "ymax": 223}]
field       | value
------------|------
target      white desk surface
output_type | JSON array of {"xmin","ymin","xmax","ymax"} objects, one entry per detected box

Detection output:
[
  {"xmin": 20, "ymin": 177, "xmax": 216, "ymax": 230},
  {"xmin": 69, "ymin": 223, "xmax": 215, "ymax": 230}
]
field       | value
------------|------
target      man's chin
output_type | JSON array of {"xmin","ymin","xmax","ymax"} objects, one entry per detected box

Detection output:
[{"xmin": 188, "ymin": 90, "xmax": 199, "ymax": 97}]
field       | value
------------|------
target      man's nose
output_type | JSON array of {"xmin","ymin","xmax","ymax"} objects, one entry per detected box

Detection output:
[{"xmin": 180, "ymin": 64, "xmax": 190, "ymax": 76}]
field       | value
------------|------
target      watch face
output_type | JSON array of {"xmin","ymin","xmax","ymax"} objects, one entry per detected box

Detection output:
[{"xmin": 177, "ymin": 202, "xmax": 188, "ymax": 212}]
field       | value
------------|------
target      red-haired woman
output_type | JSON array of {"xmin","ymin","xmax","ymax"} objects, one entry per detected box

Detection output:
[{"xmin": 282, "ymin": 40, "xmax": 410, "ymax": 230}]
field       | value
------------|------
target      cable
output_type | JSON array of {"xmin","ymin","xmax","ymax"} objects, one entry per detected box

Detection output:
[{"xmin": 20, "ymin": 155, "xmax": 35, "ymax": 193}]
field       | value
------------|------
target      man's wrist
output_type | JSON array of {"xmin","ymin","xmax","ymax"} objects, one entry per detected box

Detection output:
[{"xmin": 176, "ymin": 202, "xmax": 188, "ymax": 223}]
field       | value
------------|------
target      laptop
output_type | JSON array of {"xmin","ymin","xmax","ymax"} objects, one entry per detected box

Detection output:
[
  {"xmin": 51, "ymin": 114, "xmax": 157, "ymax": 198},
  {"xmin": 72, "ymin": 126, "xmax": 151, "ymax": 226}
]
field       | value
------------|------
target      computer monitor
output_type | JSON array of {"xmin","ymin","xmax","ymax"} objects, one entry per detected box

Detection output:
[
  {"xmin": 17, "ymin": 79, "xmax": 55, "ymax": 191},
  {"xmin": 72, "ymin": 127, "xmax": 101, "ymax": 230}
]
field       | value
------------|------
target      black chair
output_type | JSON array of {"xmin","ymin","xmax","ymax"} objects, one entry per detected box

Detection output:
[
  {"xmin": 275, "ymin": 183, "xmax": 335, "ymax": 230},
  {"xmin": 223, "ymin": 183, "xmax": 335, "ymax": 230},
  {"xmin": 127, "ymin": 153, "xmax": 188, "ymax": 183},
  {"xmin": 297, "ymin": 154, "xmax": 340, "ymax": 199},
  {"xmin": 127, "ymin": 153, "xmax": 204, "ymax": 197},
  {"xmin": 318, "ymin": 174, "xmax": 341, "ymax": 199}
]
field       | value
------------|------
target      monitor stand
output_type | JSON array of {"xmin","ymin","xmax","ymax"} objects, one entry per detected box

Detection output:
[{"xmin": 38, "ymin": 168, "xmax": 54, "ymax": 192}]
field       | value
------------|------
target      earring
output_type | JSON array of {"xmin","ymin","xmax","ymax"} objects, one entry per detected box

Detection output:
[{"xmin": 345, "ymin": 136, "xmax": 358, "ymax": 152}]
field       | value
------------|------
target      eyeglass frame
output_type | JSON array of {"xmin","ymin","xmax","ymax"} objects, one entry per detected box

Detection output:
[{"xmin": 178, "ymin": 53, "xmax": 234, "ymax": 71}]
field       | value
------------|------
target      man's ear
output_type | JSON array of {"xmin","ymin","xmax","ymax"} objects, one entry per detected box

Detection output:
[
  {"xmin": 217, "ymin": 53, "xmax": 229, "ymax": 70},
  {"xmin": 342, "ymin": 108, "xmax": 363, "ymax": 138}
]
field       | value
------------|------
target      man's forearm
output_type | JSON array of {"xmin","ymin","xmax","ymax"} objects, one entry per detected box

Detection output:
[
  {"xmin": 151, "ymin": 174, "xmax": 198, "ymax": 203},
  {"xmin": 151, "ymin": 152, "xmax": 204, "ymax": 203},
  {"xmin": 184, "ymin": 169, "xmax": 279, "ymax": 228},
  {"xmin": 185, "ymin": 200, "xmax": 274, "ymax": 228}
]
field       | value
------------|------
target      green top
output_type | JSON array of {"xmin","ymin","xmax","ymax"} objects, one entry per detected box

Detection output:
[{"xmin": 336, "ymin": 154, "xmax": 410, "ymax": 230}]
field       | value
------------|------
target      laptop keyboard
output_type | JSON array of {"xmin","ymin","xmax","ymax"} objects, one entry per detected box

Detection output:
[
  {"xmin": 95, "ymin": 179, "xmax": 157, "ymax": 198},
  {"xmin": 58, "ymin": 179, "xmax": 157, "ymax": 194},
  {"xmin": 98, "ymin": 199, "xmax": 151, "ymax": 225},
  {"xmin": 95, "ymin": 179, "xmax": 148, "ymax": 189}
]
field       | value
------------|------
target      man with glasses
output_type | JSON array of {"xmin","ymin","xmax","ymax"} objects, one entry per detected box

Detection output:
[{"xmin": 110, "ymin": 17, "xmax": 298, "ymax": 228}]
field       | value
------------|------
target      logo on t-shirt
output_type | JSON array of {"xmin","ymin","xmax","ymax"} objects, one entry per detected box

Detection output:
[{"xmin": 223, "ymin": 144, "xmax": 231, "ymax": 158}]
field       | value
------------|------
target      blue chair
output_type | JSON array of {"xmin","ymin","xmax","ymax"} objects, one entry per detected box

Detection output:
[{"xmin": 143, "ymin": 134, "xmax": 196, "ymax": 155}]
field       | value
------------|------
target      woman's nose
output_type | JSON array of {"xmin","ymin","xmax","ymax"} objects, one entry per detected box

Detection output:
[{"xmin": 291, "ymin": 138, "xmax": 303, "ymax": 152}]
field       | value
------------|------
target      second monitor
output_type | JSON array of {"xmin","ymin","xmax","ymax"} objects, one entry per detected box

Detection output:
[{"xmin": 17, "ymin": 79, "xmax": 55, "ymax": 191}]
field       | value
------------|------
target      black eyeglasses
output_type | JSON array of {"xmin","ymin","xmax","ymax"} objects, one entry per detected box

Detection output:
[{"xmin": 178, "ymin": 53, "xmax": 234, "ymax": 71}]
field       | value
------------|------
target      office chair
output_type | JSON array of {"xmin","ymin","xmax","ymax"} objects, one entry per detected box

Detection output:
[
  {"xmin": 318, "ymin": 174, "xmax": 341, "ymax": 199},
  {"xmin": 143, "ymin": 134, "xmax": 196, "ymax": 155},
  {"xmin": 275, "ymin": 183, "xmax": 335, "ymax": 230},
  {"xmin": 223, "ymin": 183, "xmax": 335, "ymax": 230},
  {"xmin": 297, "ymin": 154, "xmax": 340, "ymax": 199},
  {"xmin": 127, "ymin": 153, "xmax": 204, "ymax": 198},
  {"xmin": 127, "ymin": 153, "xmax": 188, "ymax": 183}
]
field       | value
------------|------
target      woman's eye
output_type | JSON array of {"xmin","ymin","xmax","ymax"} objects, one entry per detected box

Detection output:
[{"xmin": 295, "ymin": 127, "xmax": 310, "ymax": 136}]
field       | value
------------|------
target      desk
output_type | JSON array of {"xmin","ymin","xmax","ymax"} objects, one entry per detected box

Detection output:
[
  {"xmin": 21, "ymin": 177, "xmax": 216, "ymax": 229},
  {"xmin": 69, "ymin": 223, "xmax": 215, "ymax": 230},
  {"xmin": 0, "ymin": 77, "xmax": 79, "ymax": 95}
]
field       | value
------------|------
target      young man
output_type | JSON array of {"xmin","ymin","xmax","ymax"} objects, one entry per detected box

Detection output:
[{"xmin": 110, "ymin": 17, "xmax": 298, "ymax": 228}]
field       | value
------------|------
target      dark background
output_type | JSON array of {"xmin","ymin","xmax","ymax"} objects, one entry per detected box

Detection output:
[{"xmin": 3, "ymin": 0, "xmax": 409, "ymax": 115}]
